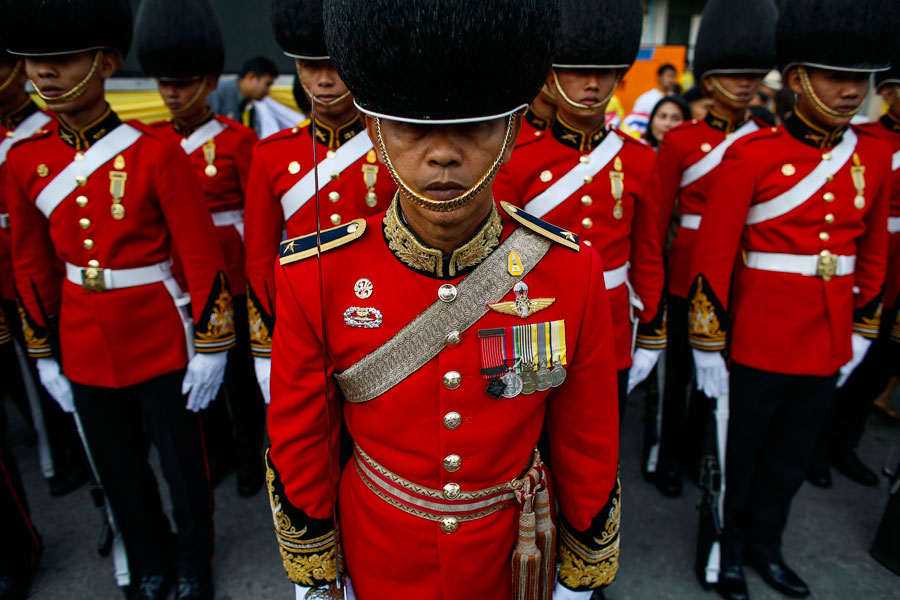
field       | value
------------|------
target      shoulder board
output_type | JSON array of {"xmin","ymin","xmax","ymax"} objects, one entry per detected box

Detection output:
[
  {"xmin": 500, "ymin": 201, "xmax": 579, "ymax": 251},
  {"xmin": 9, "ymin": 126, "xmax": 52, "ymax": 149},
  {"xmin": 279, "ymin": 218, "xmax": 367, "ymax": 265},
  {"xmin": 258, "ymin": 120, "xmax": 308, "ymax": 146},
  {"xmin": 613, "ymin": 125, "xmax": 645, "ymax": 144}
]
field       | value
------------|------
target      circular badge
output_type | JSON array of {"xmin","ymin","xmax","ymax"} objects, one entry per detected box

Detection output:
[{"xmin": 354, "ymin": 278, "xmax": 374, "ymax": 299}]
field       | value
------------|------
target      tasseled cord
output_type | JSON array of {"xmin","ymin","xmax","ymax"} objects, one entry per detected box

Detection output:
[
  {"xmin": 512, "ymin": 471, "xmax": 556, "ymax": 600},
  {"xmin": 534, "ymin": 486, "xmax": 556, "ymax": 600}
]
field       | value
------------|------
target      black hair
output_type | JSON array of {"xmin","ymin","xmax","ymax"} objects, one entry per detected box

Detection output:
[
  {"xmin": 657, "ymin": 63, "xmax": 676, "ymax": 77},
  {"xmin": 644, "ymin": 95, "xmax": 690, "ymax": 147},
  {"xmin": 239, "ymin": 56, "xmax": 279, "ymax": 79}
]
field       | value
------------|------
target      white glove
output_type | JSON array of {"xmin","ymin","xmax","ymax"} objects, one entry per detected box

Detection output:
[
  {"xmin": 692, "ymin": 349, "xmax": 729, "ymax": 399},
  {"xmin": 255, "ymin": 356, "xmax": 271, "ymax": 405},
  {"xmin": 36, "ymin": 357, "xmax": 74, "ymax": 413},
  {"xmin": 627, "ymin": 348, "xmax": 662, "ymax": 394},
  {"xmin": 837, "ymin": 333, "xmax": 872, "ymax": 388},
  {"xmin": 182, "ymin": 352, "xmax": 228, "ymax": 412},
  {"xmin": 294, "ymin": 578, "xmax": 355, "ymax": 600},
  {"xmin": 552, "ymin": 582, "xmax": 594, "ymax": 600}
]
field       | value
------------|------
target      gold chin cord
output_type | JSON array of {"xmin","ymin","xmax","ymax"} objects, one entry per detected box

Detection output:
[
  {"xmin": 0, "ymin": 60, "xmax": 24, "ymax": 95},
  {"xmin": 797, "ymin": 66, "xmax": 862, "ymax": 120},
  {"xmin": 539, "ymin": 82, "xmax": 556, "ymax": 101},
  {"xmin": 31, "ymin": 50, "xmax": 103, "ymax": 106},
  {"xmin": 302, "ymin": 82, "xmax": 352, "ymax": 107},
  {"xmin": 551, "ymin": 68, "xmax": 617, "ymax": 112},
  {"xmin": 173, "ymin": 79, "xmax": 208, "ymax": 118},
  {"xmin": 374, "ymin": 112, "xmax": 516, "ymax": 213},
  {"xmin": 708, "ymin": 76, "xmax": 755, "ymax": 104}
]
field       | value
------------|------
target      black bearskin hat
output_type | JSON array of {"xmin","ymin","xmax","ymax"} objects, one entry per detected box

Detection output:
[
  {"xmin": 5, "ymin": 0, "xmax": 133, "ymax": 58},
  {"xmin": 272, "ymin": 0, "xmax": 328, "ymax": 60},
  {"xmin": 777, "ymin": 0, "xmax": 895, "ymax": 73},
  {"xmin": 135, "ymin": 0, "xmax": 225, "ymax": 78},
  {"xmin": 693, "ymin": 0, "xmax": 777, "ymax": 79},
  {"xmin": 553, "ymin": 0, "xmax": 642, "ymax": 70},
  {"xmin": 324, "ymin": 0, "xmax": 560, "ymax": 122}
]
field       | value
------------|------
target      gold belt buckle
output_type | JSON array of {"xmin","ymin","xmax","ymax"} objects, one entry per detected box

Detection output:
[
  {"xmin": 817, "ymin": 250, "xmax": 837, "ymax": 282},
  {"xmin": 80, "ymin": 267, "xmax": 106, "ymax": 291}
]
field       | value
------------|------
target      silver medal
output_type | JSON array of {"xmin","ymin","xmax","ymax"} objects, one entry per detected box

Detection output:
[
  {"xmin": 551, "ymin": 363, "xmax": 567, "ymax": 387},
  {"xmin": 501, "ymin": 371, "xmax": 523, "ymax": 398},
  {"xmin": 536, "ymin": 368, "xmax": 552, "ymax": 392}
]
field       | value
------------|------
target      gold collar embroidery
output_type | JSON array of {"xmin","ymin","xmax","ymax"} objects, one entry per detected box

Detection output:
[
  {"xmin": 705, "ymin": 108, "xmax": 747, "ymax": 135},
  {"xmin": 785, "ymin": 107, "xmax": 846, "ymax": 149},
  {"xmin": 312, "ymin": 113, "xmax": 363, "ymax": 149},
  {"xmin": 382, "ymin": 196, "xmax": 502, "ymax": 279},
  {"xmin": 0, "ymin": 98, "xmax": 39, "ymax": 130},
  {"xmin": 57, "ymin": 104, "xmax": 122, "ymax": 151},
  {"xmin": 552, "ymin": 114, "xmax": 607, "ymax": 152}
]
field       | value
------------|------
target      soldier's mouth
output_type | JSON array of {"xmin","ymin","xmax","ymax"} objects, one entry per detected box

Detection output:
[{"xmin": 424, "ymin": 182, "xmax": 467, "ymax": 201}]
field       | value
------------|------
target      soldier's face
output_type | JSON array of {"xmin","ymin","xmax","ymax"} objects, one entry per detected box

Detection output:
[
  {"xmin": 157, "ymin": 76, "xmax": 215, "ymax": 119},
  {"xmin": 25, "ymin": 51, "xmax": 118, "ymax": 115},
  {"xmin": 551, "ymin": 68, "xmax": 617, "ymax": 125},
  {"xmin": 296, "ymin": 59, "xmax": 354, "ymax": 121},
  {"xmin": 367, "ymin": 114, "xmax": 519, "ymax": 224},
  {"xmin": 703, "ymin": 74, "xmax": 764, "ymax": 109},
  {"xmin": 788, "ymin": 67, "xmax": 869, "ymax": 127}
]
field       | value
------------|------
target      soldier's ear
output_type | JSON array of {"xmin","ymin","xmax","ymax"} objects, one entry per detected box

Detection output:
[
  {"xmin": 785, "ymin": 68, "xmax": 803, "ymax": 97},
  {"xmin": 98, "ymin": 50, "xmax": 122, "ymax": 79}
]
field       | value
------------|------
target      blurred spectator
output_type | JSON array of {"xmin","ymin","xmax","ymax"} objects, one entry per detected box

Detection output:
[
  {"xmin": 208, "ymin": 56, "xmax": 279, "ymax": 135},
  {"xmin": 625, "ymin": 63, "xmax": 678, "ymax": 134},
  {"xmin": 644, "ymin": 95, "xmax": 690, "ymax": 150}
]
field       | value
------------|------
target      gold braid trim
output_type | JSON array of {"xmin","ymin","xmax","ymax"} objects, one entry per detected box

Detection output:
[
  {"xmin": 853, "ymin": 302, "xmax": 882, "ymax": 340},
  {"xmin": 557, "ymin": 475, "xmax": 621, "ymax": 590},
  {"xmin": 194, "ymin": 273, "xmax": 237, "ymax": 352},
  {"xmin": 688, "ymin": 276, "xmax": 727, "ymax": 352},
  {"xmin": 17, "ymin": 301, "xmax": 52, "ymax": 358},
  {"xmin": 247, "ymin": 294, "xmax": 272, "ymax": 356},
  {"xmin": 0, "ymin": 305, "xmax": 10, "ymax": 345}
]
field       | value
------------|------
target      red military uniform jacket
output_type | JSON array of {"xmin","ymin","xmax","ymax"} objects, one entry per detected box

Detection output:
[
  {"xmin": 688, "ymin": 109, "xmax": 889, "ymax": 375},
  {"xmin": 148, "ymin": 110, "xmax": 257, "ymax": 294},
  {"xmin": 243, "ymin": 113, "xmax": 396, "ymax": 358},
  {"xmin": 7, "ymin": 106, "xmax": 235, "ymax": 388},
  {"xmin": 495, "ymin": 114, "xmax": 666, "ymax": 370},
  {"xmin": 647, "ymin": 109, "xmax": 769, "ymax": 299},
  {"xmin": 515, "ymin": 106, "xmax": 551, "ymax": 147},
  {"xmin": 266, "ymin": 200, "xmax": 620, "ymax": 598}
]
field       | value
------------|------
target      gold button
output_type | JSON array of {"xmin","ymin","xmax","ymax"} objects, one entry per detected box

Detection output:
[
  {"xmin": 581, "ymin": 195, "xmax": 592, "ymax": 206},
  {"xmin": 582, "ymin": 217, "xmax": 593, "ymax": 229},
  {"xmin": 584, "ymin": 240, "xmax": 592, "ymax": 246},
  {"xmin": 329, "ymin": 214, "xmax": 341, "ymax": 226},
  {"xmin": 288, "ymin": 161, "xmax": 301, "ymax": 174},
  {"xmin": 440, "ymin": 516, "xmax": 459, "ymax": 534},
  {"xmin": 443, "ymin": 454, "xmax": 461, "ymax": 472},
  {"xmin": 37, "ymin": 164, "xmax": 49, "ymax": 177},
  {"xmin": 75, "ymin": 175, "xmax": 88, "ymax": 187},
  {"xmin": 347, "ymin": 223, "xmax": 359, "ymax": 234},
  {"xmin": 74, "ymin": 152, "xmax": 84, "ymax": 161},
  {"xmin": 540, "ymin": 170, "xmax": 552, "ymax": 183},
  {"xmin": 583, "ymin": 175, "xmax": 593, "ymax": 185},
  {"xmin": 579, "ymin": 155, "xmax": 590, "ymax": 164},
  {"xmin": 442, "ymin": 482, "xmax": 461, "ymax": 500},
  {"xmin": 88, "ymin": 259, "xmax": 100, "ymax": 268},
  {"xmin": 825, "ymin": 213, "xmax": 835, "ymax": 224},
  {"xmin": 83, "ymin": 239, "xmax": 95, "ymax": 250},
  {"xmin": 822, "ymin": 152, "xmax": 832, "ymax": 161},
  {"xmin": 445, "ymin": 331, "xmax": 461, "ymax": 348},
  {"xmin": 328, "ymin": 191, "xmax": 340, "ymax": 203},
  {"xmin": 330, "ymin": 172, "xmax": 340, "ymax": 181},
  {"xmin": 443, "ymin": 411, "xmax": 461, "ymax": 430},
  {"xmin": 78, "ymin": 218, "xmax": 91, "ymax": 230},
  {"xmin": 781, "ymin": 164, "xmax": 796, "ymax": 177},
  {"xmin": 826, "ymin": 175, "xmax": 834, "ymax": 183},
  {"xmin": 819, "ymin": 232, "xmax": 830, "ymax": 241},
  {"xmin": 76, "ymin": 195, "xmax": 88, "ymax": 207},
  {"xmin": 326, "ymin": 150, "xmax": 337, "ymax": 159},
  {"xmin": 438, "ymin": 284, "xmax": 457, "ymax": 303},
  {"xmin": 823, "ymin": 192, "xmax": 835, "ymax": 202},
  {"xmin": 443, "ymin": 371, "xmax": 461, "ymax": 390},
  {"xmin": 701, "ymin": 143, "xmax": 712, "ymax": 153}
]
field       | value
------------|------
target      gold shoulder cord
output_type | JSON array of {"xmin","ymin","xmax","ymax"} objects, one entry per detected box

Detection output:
[
  {"xmin": 797, "ymin": 66, "xmax": 862, "ymax": 120},
  {"xmin": 31, "ymin": 50, "xmax": 103, "ymax": 106},
  {"xmin": 374, "ymin": 112, "xmax": 516, "ymax": 213}
]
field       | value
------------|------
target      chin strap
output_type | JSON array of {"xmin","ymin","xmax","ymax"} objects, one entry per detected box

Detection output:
[
  {"xmin": 373, "ymin": 112, "xmax": 516, "ymax": 213},
  {"xmin": 551, "ymin": 68, "xmax": 618, "ymax": 113},
  {"xmin": 797, "ymin": 66, "xmax": 862, "ymax": 120},
  {"xmin": 708, "ymin": 76, "xmax": 754, "ymax": 104},
  {"xmin": 31, "ymin": 50, "xmax": 103, "ymax": 106},
  {"xmin": 172, "ymin": 79, "xmax": 208, "ymax": 120},
  {"xmin": 302, "ymin": 82, "xmax": 352, "ymax": 107},
  {"xmin": 0, "ymin": 60, "xmax": 23, "ymax": 95}
]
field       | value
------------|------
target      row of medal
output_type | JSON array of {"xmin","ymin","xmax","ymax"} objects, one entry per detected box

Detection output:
[{"xmin": 478, "ymin": 320, "xmax": 568, "ymax": 399}]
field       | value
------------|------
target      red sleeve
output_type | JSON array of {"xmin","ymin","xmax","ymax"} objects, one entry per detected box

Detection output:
[
  {"xmin": 649, "ymin": 133, "xmax": 685, "ymax": 248},
  {"xmin": 628, "ymin": 149, "xmax": 665, "ymax": 326},
  {"xmin": 234, "ymin": 128, "xmax": 258, "ymax": 197},
  {"xmin": 7, "ymin": 151, "xmax": 61, "ymax": 357},
  {"xmin": 155, "ymin": 140, "xmax": 236, "ymax": 352},
  {"xmin": 853, "ymin": 144, "xmax": 890, "ymax": 309},
  {"xmin": 244, "ymin": 143, "xmax": 286, "ymax": 319}
]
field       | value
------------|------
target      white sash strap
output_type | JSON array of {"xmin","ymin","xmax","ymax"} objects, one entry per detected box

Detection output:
[
  {"xmin": 680, "ymin": 120, "xmax": 760, "ymax": 189},
  {"xmin": 745, "ymin": 129, "xmax": 858, "ymax": 226},
  {"xmin": 0, "ymin": 213, "xmax": 7, "ymax": 230},
  {"xmin": 35, "ymin": 124, "xmax": 143, "ymax": 219},
  {"xmin": 281, "ymin": 129, "xmax": 373, "ymax": 221},
  {"xmin": 523, "ymin": 132, "xmax": 625, "ymax": 218},
  {"xmin": 680, "ymin": 214, "xmax": 702, "ymax": 230},
  {"xmin": 0, "ymin": 111, "xmax": 52, "ymax": 165},
  {"xmin": 180, "ymin": 119, "xmax": 227, "ymax": 156},
  {"xmin": 892, "ymin": 149, "xmax": 900, "ymax": 172},
  {"xmin": 744, "ymin": 251, "xmax": 856, "ymax": 277},
  {"xmin": 604, "ymin": 263, "xmax": 629, "ymax": 290},
  {"xmin": 888, "ymin": 216, "xmax": 900, "ymax": 234}
]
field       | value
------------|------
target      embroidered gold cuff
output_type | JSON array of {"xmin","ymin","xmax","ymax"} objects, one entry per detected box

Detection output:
[
  {"xmin": 17, "ymin": 300, "xmax": 52, "ymax": 358},
  {"xmin": 195, "ymin": 272, "xmax": 237, "ymax": 353},
  {"xmin": 557, "ymin": 474, "xmax": 621, "ymax": 590},
  {"xmin": 247, "ymin": 287, "xmax": 273, "ymax": 357},
  {"xmin": 688, "ymin": 275, "xmax": 728, "ymax": 352}
]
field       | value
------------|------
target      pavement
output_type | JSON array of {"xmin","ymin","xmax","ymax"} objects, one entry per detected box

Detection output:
[{"xmin": 6, "ymin": 386, "xmax": 900, "ymax": 599}]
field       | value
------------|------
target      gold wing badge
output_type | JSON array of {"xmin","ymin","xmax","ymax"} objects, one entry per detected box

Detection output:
[{"xmin": 488, "ymin": 281, "xmax": 555, "ymax": 319}]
